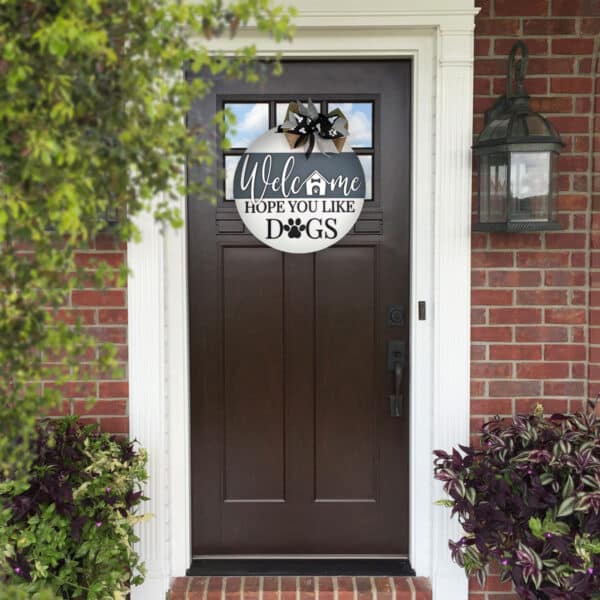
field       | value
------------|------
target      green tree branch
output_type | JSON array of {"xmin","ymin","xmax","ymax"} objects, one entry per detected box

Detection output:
[{"xmin": 0, "ymin": 0, "xmax": 294, "ymax": 480}]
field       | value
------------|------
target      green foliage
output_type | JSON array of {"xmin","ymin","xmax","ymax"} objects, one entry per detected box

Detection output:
[
  {"xmin": 0, "ymin": 0, "xmax": 294, "ymax": 480},
  {"xmin": 0, "ymin": 587, "xmax": 59, "ymax": 600},
  {"xmin": 0, "ymin": 418, "xmax": 148, "ymax": 599},
  {"xmin": 434, "ymin": 408, "xmax": 600, "ymax": 599},
  {"xmin": 528, "ymin": 514, "xmax": 570, "ymax": 541}
]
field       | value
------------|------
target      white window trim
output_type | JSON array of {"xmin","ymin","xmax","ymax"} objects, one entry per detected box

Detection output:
[{"xmin": 128, "ymin": 6, "xmax": 476, "ymax": 600}]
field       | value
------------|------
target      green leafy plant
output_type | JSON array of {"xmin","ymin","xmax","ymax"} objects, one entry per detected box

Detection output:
[
  {"xmin": 434, "ymin": 405, "xmax": 600, "ymax": 600},
  {"xmin": 0, "ymin": 587, "xmax": 58, "ymax": 600},
  {"xmin": 0, "ymin": 418, "xmax": 147, "ymax": 599},
  {"xmin": 0, "ymin": 0, "xmax": 294, "ymax": 481}
]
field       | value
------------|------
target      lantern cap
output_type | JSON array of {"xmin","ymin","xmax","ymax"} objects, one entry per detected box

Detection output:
[{"xmin": 473, "ymin": 108, "xmax": 564, "ymax": 152}]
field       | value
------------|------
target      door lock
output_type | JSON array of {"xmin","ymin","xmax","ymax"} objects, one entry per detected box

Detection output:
[{"xmin": 387, "ymin": 304, "xmax": 405, "ymax": 327}]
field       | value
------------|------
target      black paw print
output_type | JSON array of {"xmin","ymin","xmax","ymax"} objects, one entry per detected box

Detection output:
[{"xmin": 283, "ymin": 218, "xmax": 306, "ymax": 239}]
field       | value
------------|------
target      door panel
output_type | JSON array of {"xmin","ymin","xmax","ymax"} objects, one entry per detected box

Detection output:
[
  {"xmin": 314, "ymin": 247, "xmax": 377, "ymax": 502},
  {"xmin": 223, "ymin": 247, "xmax": 284, "ymax": 501},
  {"xmin": 188, "ymin": 61, "xmax": 411, "ymax": 556}
]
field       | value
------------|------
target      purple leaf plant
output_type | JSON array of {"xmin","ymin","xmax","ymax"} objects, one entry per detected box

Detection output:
[{"xmin": 434, "ymin": 404, "xmax": 600, "ymax": 599}]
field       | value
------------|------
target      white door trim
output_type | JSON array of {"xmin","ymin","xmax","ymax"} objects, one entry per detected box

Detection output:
[{"xmin": 129, "ymin": 5, "xmax": 476, "ymax": 600}]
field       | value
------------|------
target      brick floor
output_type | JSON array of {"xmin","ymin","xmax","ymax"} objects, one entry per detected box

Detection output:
[{"xmin": 168, "ymin": 576, "xmax": 431, "ymax": 600}]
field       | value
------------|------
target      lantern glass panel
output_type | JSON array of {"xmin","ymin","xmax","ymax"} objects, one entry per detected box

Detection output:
[
  {"xmin": 509, "ymin": 151, "xmax": 551, "ymax": 222},
  {"xmin": 479, "ymin": 153, "xmax": 508, "ymax": 223}
]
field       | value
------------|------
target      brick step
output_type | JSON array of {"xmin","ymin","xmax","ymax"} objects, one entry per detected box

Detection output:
[{"xmin": 168, "ymin": 576, "xmax": 431, "ymax": 600}]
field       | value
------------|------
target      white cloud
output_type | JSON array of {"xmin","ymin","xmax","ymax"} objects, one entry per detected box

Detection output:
[
  {"xmin": 331, "ymin": 103, "xmax": 372, "ymax": 147},
  {"xmin": 228, "ymin": 104, "xmax": 269, "ymax": 148},
  {"xmin": 224, "ymin": 155, "xmax": 240, "ymax": 199},
  {"xmin": 276, "ymin": 103, "xmax": 289, "ymax": 125},
  {"xmin": 348, "ymin": 111, "xmax": 372, "ymax": 147}
]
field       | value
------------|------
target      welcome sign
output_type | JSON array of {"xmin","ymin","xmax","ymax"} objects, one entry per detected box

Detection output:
[{"xmin": 232, "ymin": 101, "xmax": 366, "ymax": 253}]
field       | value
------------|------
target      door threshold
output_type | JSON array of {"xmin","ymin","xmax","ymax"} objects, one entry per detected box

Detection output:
[
  {"xmin": 195, "ymin": 554, "xmax": 408, "ymax": 559},
  {"xmin": 186, "ymin": 558, "xmax": 415, "ymax": 576}
]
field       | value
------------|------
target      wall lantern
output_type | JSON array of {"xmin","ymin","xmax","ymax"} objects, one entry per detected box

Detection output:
[{"xmin": 473, "ymin": 41, "xmax": 564, "ymax": 232}]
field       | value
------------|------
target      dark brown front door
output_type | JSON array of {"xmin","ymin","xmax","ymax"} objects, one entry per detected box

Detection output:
[{"xmin": 188, "ymin": 61, "xmax": 411, "ymax": 556}]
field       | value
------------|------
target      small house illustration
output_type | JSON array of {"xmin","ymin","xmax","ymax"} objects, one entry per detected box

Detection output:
[{"xmin": 305, "ymin": 170, "xmax": 328, "ymax": 196}]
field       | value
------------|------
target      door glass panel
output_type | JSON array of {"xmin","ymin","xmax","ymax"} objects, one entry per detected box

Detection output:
[
  {"xmin": 224, "ymin": 155, "xmax": 241, "ymax": 200},
  {"xmin": 358, "ymin": 155, "xmax": 373, "ymax": 200},
  {"xmin": 327, "ymin": 102, "xmax": 373, "ymax": 148},
  {"xmin": 224, "ymin": 102, "xmax": 269, "ymax": 148},
  {"xmin": 276, "ymin": 102, "xmax": 290, "ymax": 126}
]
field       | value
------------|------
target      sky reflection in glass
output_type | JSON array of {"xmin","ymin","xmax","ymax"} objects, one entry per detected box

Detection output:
[{"xmin": 225, "ymin": 103, "xmax": 269, "ymax": 148}]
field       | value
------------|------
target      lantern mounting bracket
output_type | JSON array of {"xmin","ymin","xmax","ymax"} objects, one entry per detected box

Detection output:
[{"xmin": 484, "ymin": 41, "xmax": 529, "ymax": 126}]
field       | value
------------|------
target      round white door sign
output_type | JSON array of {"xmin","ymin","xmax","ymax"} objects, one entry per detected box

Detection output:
[{"xmin": 232, "ymin": 129, "xmax": 366, "ymax": 253}]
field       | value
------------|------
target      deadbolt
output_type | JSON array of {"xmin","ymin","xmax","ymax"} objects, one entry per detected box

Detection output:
[{"xmin": 387, "ymin": 304, "xmax": 405, "ymax": 327}]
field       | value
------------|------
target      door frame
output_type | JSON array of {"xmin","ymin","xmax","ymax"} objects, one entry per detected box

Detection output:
[{"xmin": 128, "ymin": 5, "xmax": 477, "ymax": 600}]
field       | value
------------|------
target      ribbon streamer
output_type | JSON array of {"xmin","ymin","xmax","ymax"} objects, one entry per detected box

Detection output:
[{"xmin": 278, "ymin": 100, "xmax": 349, "ymax": 158}]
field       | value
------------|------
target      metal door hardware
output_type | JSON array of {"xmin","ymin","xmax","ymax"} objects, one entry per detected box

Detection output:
[
  {"xmin": 387, "ymin": 304, "xmax": 405, "ymax": 327},
  {"xmin": 387, "ymin": 340, "xmax": 406, "ymax": 417}
]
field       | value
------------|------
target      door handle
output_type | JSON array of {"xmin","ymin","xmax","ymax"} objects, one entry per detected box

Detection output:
[
  {"xmin": 390, "ymin": 360, "xmax": 404, "ymax": 417},
  {"xmin": 387, "ymin": 340, "xmax": 406, "ymax": 417}
]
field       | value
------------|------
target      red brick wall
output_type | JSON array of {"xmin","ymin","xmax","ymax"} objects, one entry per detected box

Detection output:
[
  {"xmin": 470, "ymin": 0, "xmax": 599, "ymax": 598},
  {"xmin": 46, "ymin": 233, "xmax": 129, "ymax": 436}
]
